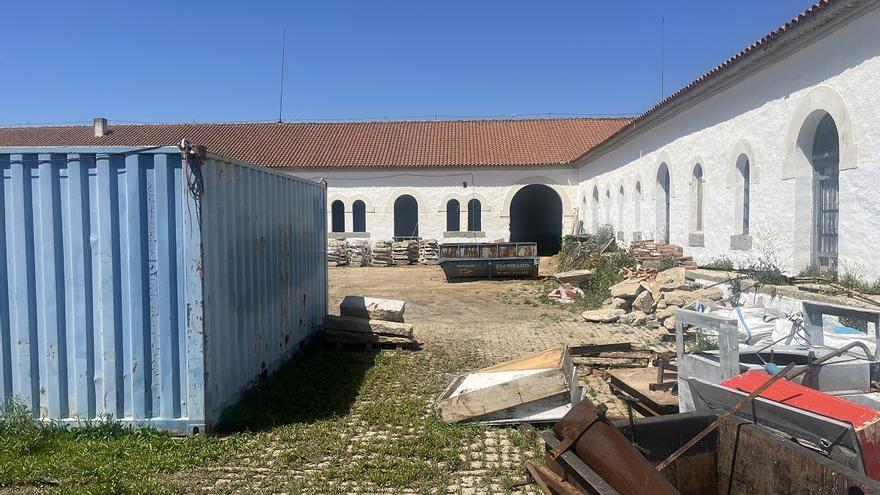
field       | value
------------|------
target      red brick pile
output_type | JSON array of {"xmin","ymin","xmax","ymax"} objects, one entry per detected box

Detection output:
[{"xmin": 629, "ymin": 240, "xmax": 698, "ymax": 270}]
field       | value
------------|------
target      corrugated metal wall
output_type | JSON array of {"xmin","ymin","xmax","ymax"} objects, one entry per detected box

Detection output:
[
  {"xmin": 199, "ymin": 156, "xmax": 327, "ymax": 426},
  {"xmin": 0, "ymin": 147, "xmax": 327, "ymax": 433}
]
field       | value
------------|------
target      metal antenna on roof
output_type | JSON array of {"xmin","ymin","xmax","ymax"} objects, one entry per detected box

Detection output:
[
  {"xmin": 660, "ymin": 17, "xmax": 665, "ymax": 100},
  {"xmin": 278, "ymin": 28, "xmax": 287, "ymax": 123}
]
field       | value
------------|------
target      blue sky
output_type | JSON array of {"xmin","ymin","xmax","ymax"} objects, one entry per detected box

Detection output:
[{"xmin": 0, "ymin": 1, "xmax": 812, "ymax": 125}]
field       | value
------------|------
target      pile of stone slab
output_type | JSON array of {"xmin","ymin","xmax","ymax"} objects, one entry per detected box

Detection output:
[
  {"xmin": 370, "ymin": 241, "xmax": 394, "ymax": 267},
  {"xmin": 419, "ymin": 239, "xmax": 439, "ymax": 265},
  {"xmin": 581, "ymin": 267, "xmax": 724, "ymax": 335},
  {"xmin": 629, "ymin": 239, "xmax": 698, "ymax": 270},
  {"xmin": 347, "ymin": 239, "xmax": 371, "ymax": 267},
  {"xmin": 392, "ymin": 240, "xmax": 419, "ymax": 265},
  {"xmin": 321, "ymin": 296, "xmax": 416, "ymax": 346},
  {"xmin": 328, "ymin": 239, "xmax": 349, "ymax": 267}
]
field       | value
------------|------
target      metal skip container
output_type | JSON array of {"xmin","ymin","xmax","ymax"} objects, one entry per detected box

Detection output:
[
  {"xmin": 438, "ymin": 242, "xmax": 539, "ymax": 280},
  {"xmin": 0, "ymin": 146, "xmax": 327, "ymax": 434}
]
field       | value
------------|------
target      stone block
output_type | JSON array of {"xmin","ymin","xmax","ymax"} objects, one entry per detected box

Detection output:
[{"xmin": 581, "ymin": 308, "xmax": 625, "ymax": 323}]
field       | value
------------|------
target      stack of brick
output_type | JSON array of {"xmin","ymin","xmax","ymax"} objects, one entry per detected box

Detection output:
[{"xmin": 629, "ymin": 239, "xmax": 697, "ymax": 270}]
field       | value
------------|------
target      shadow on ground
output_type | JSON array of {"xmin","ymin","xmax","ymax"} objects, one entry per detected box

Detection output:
[{"xmin": 216, "ymin": 345, "xmax": 378, "ymax": 433}]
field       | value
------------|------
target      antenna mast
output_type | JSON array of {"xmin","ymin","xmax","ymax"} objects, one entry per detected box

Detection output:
[
  {"xmin": 278, "ymin": 28, "xmax": 287, "ymax": 123},
  {"xmin": 660, "ymin": 17, "xmax": 665, "ymax": 100}
]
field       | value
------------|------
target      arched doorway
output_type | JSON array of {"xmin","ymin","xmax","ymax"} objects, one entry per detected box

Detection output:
[
  {"xmin": 656, "ymin": 164, "xmax": 671, "ymax": 243},
  {"xmin": 509, "ymin": 184, "xmax": 563, "ymax": 255},
  {"xmin": 811, "ymin": 113, "xmax": 839, "ymax": 269},
  {"xmin": 393, "ymin": 195, "xmax": 419, "ymax": 239}
]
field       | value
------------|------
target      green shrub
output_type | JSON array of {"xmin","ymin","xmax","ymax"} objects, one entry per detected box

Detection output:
[{"xmin": 704, "ymin": 255, "xmax": 735, "ymax": 271}]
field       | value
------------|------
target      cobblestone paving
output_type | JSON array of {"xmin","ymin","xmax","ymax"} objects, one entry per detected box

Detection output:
[{"xmin": 189, "ymin": 264, "xmax": 664, "ymax": 494}]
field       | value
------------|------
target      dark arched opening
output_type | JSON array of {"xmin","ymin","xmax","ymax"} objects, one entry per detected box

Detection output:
[
  {"xmin": 509, "ymin": 184, "xmax": 563, "ymax": 255},
  {"xmin": 353, "ymin": 200, "xmax": 366, "ymax": 232},
  {"xmin": 468, "ymin": 199, "xmax": 481, "ymax": 231},
  {"xmin": 446, "ymin": 199, "xmax": 460, "ymax": 232},
  {"xmin": 656, "ymin": 164, "xmax": 671, "ymax": 243},
  {"xmin": 811, "ymin": 113, "xmax": 839, "ymax": 269},
  {"xmin": 394, "ymin": 195, "xmax": 419, "ymax": 239},
  {"xmin": 331, "ymin": 200, "xmax": 345, "ymax": 233}
]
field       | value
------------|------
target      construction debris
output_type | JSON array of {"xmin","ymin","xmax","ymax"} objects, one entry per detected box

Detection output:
[
  {"xmin": 340, "ymin": 296, "xmax": 406, "ymax": 322},
  {"xmin": 321, "ymin": 295, "xmax": 417, "ymax": 347},
  {"xmin": 436, "ymin": 347, "xmax": 585, "ymax": 425},
  {"xmin": 551, "ymin": 269, "xmax": 592, "ymax": 285},
  {"xmin": 629, "ymin": 239, "xmax": 698, "ymax": 269},
  {"xmin": 321, "ymin": 315, "xmax": 414, "ymax": 345},
  {"xmin": 419, "ymin": 239, "xmax": 439, "ymax": 265},
  {"xmin": 536, "ymin": 395, "xmax": 880, "ymax": 495},
  {"xmin": 370, "ymin": 241, "xmax": 394, "ymax": 267},
  {"xmin": 328, "ymin": 239, "xmax": 349, "ymax": 267},
  {"xmin": 582, "ymin": 267, "xmax": 724, "ymax": 333},
  {"xmin": 547, "ymin": 283, "xmax": 584, "ymax": 304},
  {"xmin": 392, "ymin": 240, "xmax": 419, "ymax": 265},
  {"xmin": 346, "ymin": 239, "xmax": 371, "ymax": 266}
]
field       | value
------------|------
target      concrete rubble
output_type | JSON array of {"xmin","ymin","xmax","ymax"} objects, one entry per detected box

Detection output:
[{"xmin": 582, "ymin": 267, "xmax": 724, "ymax": 335}]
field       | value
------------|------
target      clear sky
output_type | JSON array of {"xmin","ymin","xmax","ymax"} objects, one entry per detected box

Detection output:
[{"xmin": 0, "ymin": 0, "xmax": 814, "ymax": 125}]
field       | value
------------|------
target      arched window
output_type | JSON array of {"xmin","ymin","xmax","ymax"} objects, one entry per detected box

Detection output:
[
  {"xmin": 656, "ymin": 164, "xmax": 671, "ymax": 243},
  {"xmin": 691, "ymin": 164, "xmax": 704, "ymax": 233},
  {"xmin": 605, "ymin": 189, "xmax": 612, "ymax": 225},
  {"xmin": 331, "ymin": 200, "xmax": 345, "ymax": 233},
  {"xmin": 446, "ymin": 199, "xmax": 460, "ymax": 232},
  {"xmin": 811, "ymin": 113, "xmax": 840, "ymax": 269},
  {"xmin": 735, "ymin": 156, "xmax": 750, "ymax": 235},
  {"xmin": 468, "ymin": 199, "xmax": 481, "ymax": 231},
  {"xmin": 394, "ymin": 195, "xmax": 419, "ymax": 239},
  {"xmin": 633, "ymin": 181, "xmax": 642, "ymax": 233},
  {"xmin": 353, "ymin": 200, "xmax": 366, "ymax": 232},
  {"xmin": 617, "ymin": 186, "xmax": 625, "ymax": 232},
  {"xmin": 591, "ymin": 186, "xmax": 600, "ymax": 232}
]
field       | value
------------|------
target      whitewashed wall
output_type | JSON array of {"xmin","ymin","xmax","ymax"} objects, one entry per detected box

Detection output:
[
  {"xmin": 577, "ymin": 7, "xmax": 880, "ymax": 278},
  {"xmin": 285, "ymin": 167, "xmax": 579, "ymax": 243}
]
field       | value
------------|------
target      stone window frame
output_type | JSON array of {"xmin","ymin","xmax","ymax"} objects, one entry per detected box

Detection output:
[
  {"xmin": 688, "ymin": 161, "xmax": 706, "ymax": 248},
  {"xmin": 783, "ymin": 86, "xmax": 856, "ymax": 271}
]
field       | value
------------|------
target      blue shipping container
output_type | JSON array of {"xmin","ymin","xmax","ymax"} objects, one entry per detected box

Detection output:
[{"xmin": 0, "ymin": 146, "xmax": 327, "ymax": 434}]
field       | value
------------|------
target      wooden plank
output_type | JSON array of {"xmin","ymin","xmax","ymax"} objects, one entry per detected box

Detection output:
[
  {"xmin": 436, "ymin": 367, "xmax": 570, "ymax": 422},
  {"xmin": 322, "ymin": 315, "xmax": 413, "ymax": 337},
  {"xmin": 570, "ymin": 343, "xmax": 633, "ymax": 356},
  {"xmin": 340, "ymin": 295, "xmax": 405, "ymax": 322},
  {"xmin": 607, "ymin": 367, "xmax": 679, "ymax": 412},
  {"xmin": 481, "ymin": 347, "xmax": 564, "ymax": 372}
]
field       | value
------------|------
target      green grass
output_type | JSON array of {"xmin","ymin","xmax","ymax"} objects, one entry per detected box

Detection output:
[
  {"xmin": 1, "ymin": 347, "xmax": 544, "ymax": 494},
  {"xmin": 0, "ymin": 399, "xmax": 234, "ymax": 494}
]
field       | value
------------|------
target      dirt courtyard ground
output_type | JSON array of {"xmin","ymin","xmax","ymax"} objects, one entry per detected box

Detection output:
[
  {"xmin": 329, "ymin": 264, "xmax": 659, "ymax": 366},
  {"xmin": 2, "ymin": 263, "xmax": 665, "ymax": 495}
]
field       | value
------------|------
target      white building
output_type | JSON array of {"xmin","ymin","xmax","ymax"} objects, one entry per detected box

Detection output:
[
  {"xmin": 575, "ymin": 0, "xmax": 880, "ymax": 277},
  {"xmin": 3, "ymin": 0, "xmax": 879, "ymax": 272}
]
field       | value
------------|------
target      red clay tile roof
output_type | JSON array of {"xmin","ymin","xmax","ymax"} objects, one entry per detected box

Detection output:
[{"xmin": 0, "ymin": 118, "xmax": 631, "ymax": 169}]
